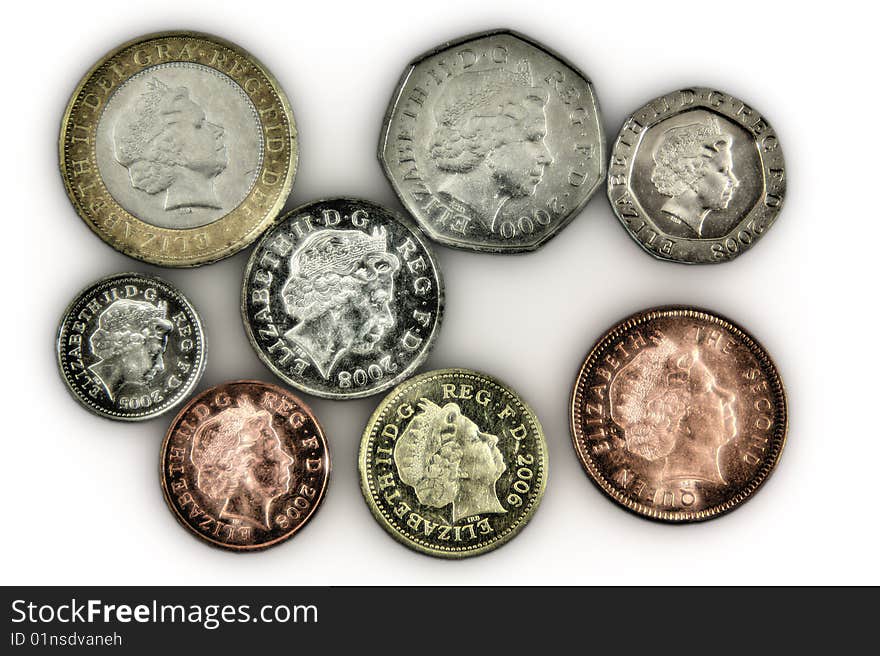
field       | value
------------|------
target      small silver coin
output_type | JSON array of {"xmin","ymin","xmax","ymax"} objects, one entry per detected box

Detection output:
[
  {"xmin": 607, "ymin": 88, "xmax": 786, "ymax": 264},
  {"xmin": 379, "ymin": 29, "xmax": 605, "ymax": 253},
  {"xmin": 56, "ymin": 272, "xmax": 207, "ymax": 421},
  {"xmin": 242, "ymin": 198, "xmax": 444, "ymax": 399}
]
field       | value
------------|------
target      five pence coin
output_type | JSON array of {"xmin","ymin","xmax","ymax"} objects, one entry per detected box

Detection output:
[{"xmin": 56, "ymin": 272, "xmax": 207, "ymax": 421}]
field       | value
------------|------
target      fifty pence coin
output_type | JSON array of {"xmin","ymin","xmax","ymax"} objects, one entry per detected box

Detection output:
[
  {"xmin": 60, "ymin": 31, "xmax": 297, "ymax": 267},
  {"xmin": 607, "ymin": 88, "xmax": 786, "ymax": 263},
  {"xmin": 379, "ymin": 29, "xmax": 605, "ymax": 253},
  {"xmin": 56, "ymin": 272, "xmax": 206, "ymax": 421},
  {"xmin": 359, "ymin": 368, "xmax": 548, "ymax": 558},
  {"xmin": 242, "ymin": 198, "xmax": 444, "ymax": 400},
  {"xmin": 570, "ymin": 307, "xmax": 787, "ymax": 522},
  {"xmin": 160, "ymin": 380, "xmax": 330, "ymax": 551}
]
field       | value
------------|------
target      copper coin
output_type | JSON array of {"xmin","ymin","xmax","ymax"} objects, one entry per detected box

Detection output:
[
  {"xmin": 570, "ymin": 307, "xmax": 787, "ymax": 522},
  {"xmin": 160, "ymin": 380, "xmax": 329, "ymax": 550}
]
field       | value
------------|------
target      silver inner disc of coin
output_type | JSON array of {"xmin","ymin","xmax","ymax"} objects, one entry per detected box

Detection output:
[{"xmin": 95, "ymin": 62, "xmax": 264, "ymax": 230}]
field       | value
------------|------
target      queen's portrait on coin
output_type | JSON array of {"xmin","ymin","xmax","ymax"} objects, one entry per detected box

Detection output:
[
  {"xmin": 113, "ymin": 78, "xmax": 228, "ymax": 212},
  {"xmin": 88, "ymin": 299, "xmax": 173, "ymax": 401},
  {"xmin": 394, "ymin": 399, "xmax": 507, "ymax": 522},
  {"xmin": 281, "ymin": 228, "xmax": 400, "ymax": 379},
  {"xmin": 429, "ymin": 60, "xmax": 553, "ymax": 232},
  {"xmin": 190, "ymin": 397, "xmax": 294, "ymax": 531},
  {"xmin": 650, "ymin": 116, "xmax": 739, "ymax": 238},
  {"xmin": 609, "ymin": 339, "xmax": 737, "ymax": 485}
]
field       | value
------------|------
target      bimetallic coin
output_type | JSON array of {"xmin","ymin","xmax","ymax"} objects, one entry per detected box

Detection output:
[
  {"xmin": 607, "ymin": 88, "xmax": 785, "ymax": 263},
  {"xmin": 160, "ymin": 380, "xmax": 329, "ymax": 551},
  {"xmin": 60, "ymin": 31, "xmax": 297, "ymax": 267},
  {"xmin": 379, "ymin": 29, "xmax": 605, "ymax": 253},
  {"xmin": 359, "ymin": 369, "xmax": 548, "ymax": 558},
  {"xmin": 56, "ymin": 272, "xmax": 206, "ymax": 421},
  {"xmin": 242, "ymin": 198, "xmax": 444, "ymax": 399},
  {"xmin": 570, "ymin": 307, "xmax": 787, "ymax": 522}
]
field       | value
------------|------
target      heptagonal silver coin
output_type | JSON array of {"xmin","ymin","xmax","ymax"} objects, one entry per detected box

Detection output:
[
  {"xmin": 607, "ymin": 87, "xmax": 786, "ymax": 264},
  {"xmin": 379, "ymin": 29, "xmax": 605, "ymax": 253}
]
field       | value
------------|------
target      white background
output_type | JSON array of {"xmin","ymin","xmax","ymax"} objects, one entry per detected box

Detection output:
[{"xmin": 3, "ymin": 0, "xmax": 876, "ymax": 586}]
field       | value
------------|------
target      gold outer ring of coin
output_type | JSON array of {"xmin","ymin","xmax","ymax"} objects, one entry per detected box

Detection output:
[
  {"xmin": 358, "ymin": 367, "xmax": 549, "ymax": 558},
  {"xmin": 160, "ymin": 379, "xmax": 330, "ymax": 552},
  {"xmin": 569, "ymin": 306, "xmax": 788, "ymax": 523},
  {"xmin": 59, "ymin": 30, "xmax": 297, "ymax": 267}
]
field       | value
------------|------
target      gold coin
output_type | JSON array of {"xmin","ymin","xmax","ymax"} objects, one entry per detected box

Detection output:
[
  {"xmin": 59, "ymin": 31, "xmax": 297, "ymax": 267},
  {"xmin": 359, "ymin": 368, "xmax": 548, "ymax": 558}
]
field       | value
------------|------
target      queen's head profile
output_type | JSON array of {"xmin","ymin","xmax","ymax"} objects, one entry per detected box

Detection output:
[
  {"xmin": 429, "ymin": 60, "xmax": 553, "ymax": 231},
  {"xmin": 281, "ymin": 228, "xmax": 400, "ymax": 379},
  {"xmin": 88, "ymin": 299, "xmax": 173, "ymax": 401},
  {"xmin": 113, "ymin": 77, "xmax": 228, "ymax": 211},
  {"xmin": 650, "ymin": 116, "xmax": 739, "ymax": 238},
  {"xmin": 190, "ymin": 396, "xmax": 294, "ymax": 531},
  {"xmin": 609, "ymin": 339, "xmax": 737, "ymax": 485},
  {"xmin": 394, "ymin": 399, "xmax": 507, "ymax": 523}
]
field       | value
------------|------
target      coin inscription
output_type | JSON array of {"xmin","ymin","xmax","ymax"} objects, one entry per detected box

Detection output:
[
  {"xmin": 60, "ymin": 31, "xmax": 296, "ymax": 266},
  {"xmin": 242, "ymin": 198, "xmax": 444, "ymax": 399},
  {"xmin": 380, "ymin": 29, "xmax": 605, "ymax": 252},
  {"xmin": 570, "ymin": 307, "xmax": 787, "ymax": 521},
  {"xmin": 359, "ymin": 369, "xmax": 548, "ymax": 557},
  {"xmin": 160, "ymin": 380, "xmax": 329, "ymax": 551},
  {"xmin": 56, "ymin": 272, "xmax": 206, "ymax": 421},
  {"xmin": 608, "ymin": 89, "xmax": 785, "ymax": 263}
]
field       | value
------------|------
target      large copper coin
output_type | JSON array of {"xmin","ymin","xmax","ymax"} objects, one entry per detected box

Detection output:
[
  {"xmin": 161, "ymin": 380, "xmax": 329, "ymax": 550},
  {"xmin": 570, "ymin": 307, "xmax": 786, "ymax": 522}
]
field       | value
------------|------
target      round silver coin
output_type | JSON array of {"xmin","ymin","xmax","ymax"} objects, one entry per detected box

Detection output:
[
  {"xmin": 56, "ymin": 272, "xmax": 207, "ymax": 421},
  {"xmin": 607, "ymin": 88, "xmax": 786, "ymax": 264},
  {"xmin": 379, "ymin": 29, "xmax": 605, "ymax": 253},
  {"xmin": 242, "ymin": 198, "xmax": 444, "ymax": 399}
]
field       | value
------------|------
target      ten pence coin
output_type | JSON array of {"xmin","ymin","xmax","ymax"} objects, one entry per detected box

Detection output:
[
  {"xmin": 60, "ymin": 31, "xmax": 297, "ymax": 267},
  {"xmin": 56, "ymin": 272, "xmax": 206, "ymax": 421},
  {"xmin": 359, "ymin": 368, "xmax": 548, "ymax": 558},
  {"xmin": 379, "ymin": 29, "xmax": 605, "ymax": 253},
  {"xmin": 160, "ymin": 380, "xmax": 330, "ymax": 551},
  {"xmin": 607, "ymin": 88, "xmax": 786, "ymax": 263},
  {"xmin": 570, "ymin": 307, "xmax": 787, "ymax": 522},
  {"xmin": 242, "ymin": 197, "xmax": 444, "ymax": 400}
]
